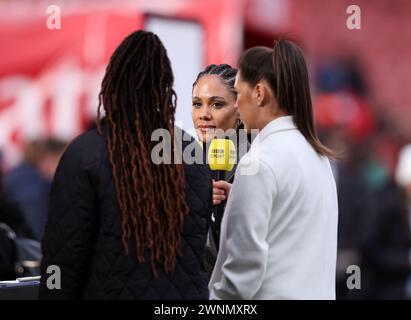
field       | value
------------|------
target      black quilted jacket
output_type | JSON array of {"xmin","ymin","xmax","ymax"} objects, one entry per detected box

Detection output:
[{"xmin": 38, "ymin": 127, "xmax": 212, "ymax": 299}]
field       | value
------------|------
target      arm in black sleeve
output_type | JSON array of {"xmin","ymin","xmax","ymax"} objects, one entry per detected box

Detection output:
[{"xmin": 39, "ymin": 146, "xmax": 100, "ymax": 300}]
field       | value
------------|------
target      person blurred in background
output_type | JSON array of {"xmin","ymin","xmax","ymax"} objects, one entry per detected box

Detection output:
[
  {"xmin": 355, "ymin": 137, "xmax": 410, "ymax": 299},
  {"xmin": 3, "ymin": 138, "xmax": 66, "ymax": 241},
  {"xmin": 394, "ymin": 144, "xmax": 411, "ymax": 298},
  {"xmin": 316, "ymin": 55, "xmax": 411, "ymax": 299},
  {"xmin": 0, "ymin": 165, "xmax": 36, "ymax": 280},
  {"xmin": 191, "ymin": 63, "xmax": 249, "ymax": 274},
  {"xmin": 320, "ymin": 126, "xmax": 371, "ymax": 299}
]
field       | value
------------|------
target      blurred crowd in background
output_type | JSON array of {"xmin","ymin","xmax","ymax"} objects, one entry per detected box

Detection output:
[
  {"xmin": 0, "ymin": 0, "xmax": 410, "ymax": 299},
  {"xmin": 315, "ymin": 57, "xmax": 411, "ymax": 300}
]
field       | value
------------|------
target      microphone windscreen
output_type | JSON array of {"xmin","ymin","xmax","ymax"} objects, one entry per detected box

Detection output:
[{"xmin": 207, "ymin": 138, "xmax": 237, "ymax": 172}]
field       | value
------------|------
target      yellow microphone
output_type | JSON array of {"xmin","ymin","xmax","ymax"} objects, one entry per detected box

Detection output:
[
  {"xmin": 207, "ymin": 138, "xmax": 237, "ymax": 249},
  {"xmin": 207, "ymin": 138, "xmax": 237, "ymax": 174}
]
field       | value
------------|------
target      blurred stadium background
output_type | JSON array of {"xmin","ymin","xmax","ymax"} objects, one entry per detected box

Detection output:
[{"xmin": 0, "ymin": 0, "xmax": 410, "ymax": 299}]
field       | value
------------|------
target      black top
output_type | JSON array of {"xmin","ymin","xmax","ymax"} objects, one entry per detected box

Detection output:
[
  {"xmin": 203, "ymin": 134, "xmax": 250, "ymax": 273},
  {"xmin": 39, "ymin": 126, "xmax": 212, "ymax": 299}
]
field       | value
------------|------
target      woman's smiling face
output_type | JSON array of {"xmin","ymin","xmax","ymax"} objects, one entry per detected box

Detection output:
[{"xmin": 192, "ymin": 75, "xmax": 238, "ymax": 143}]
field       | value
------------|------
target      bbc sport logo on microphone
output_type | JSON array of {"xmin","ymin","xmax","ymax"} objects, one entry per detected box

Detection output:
[
  {"xmin": 149, "ymin": 125, "xmax": 260, "ymax": 176},
  {"xmin": 208, "ymin": 138, "xmax": 236, "ymax": 171}
]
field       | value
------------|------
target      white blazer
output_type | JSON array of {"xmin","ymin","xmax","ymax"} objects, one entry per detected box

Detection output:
[{"xmin": 209, "ymin": 116, "xmax": 338, "ymax": 300}]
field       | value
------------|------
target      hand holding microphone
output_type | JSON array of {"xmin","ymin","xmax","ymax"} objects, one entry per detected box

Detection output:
[
  {"xmin": 207, "ymin": 138, "xmax": 236, "ymax": 249},
  {"xmin": 212, "ymin": 180, "xmax": 232, "ymax": 205}
]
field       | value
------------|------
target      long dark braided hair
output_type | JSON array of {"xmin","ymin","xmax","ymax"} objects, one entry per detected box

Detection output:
[{"xmin": 96, "ymin": 30, "xmax": 189, "ymax": 275}]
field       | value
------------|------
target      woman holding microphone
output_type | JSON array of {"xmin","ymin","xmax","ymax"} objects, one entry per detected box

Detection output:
[
  {"xmin": 191, "ymin": 64, "xmax": 249, "ymax": 272},
  {"xmin": 209, "ymin": 40, "xmax": 339, "ymax": 299}
]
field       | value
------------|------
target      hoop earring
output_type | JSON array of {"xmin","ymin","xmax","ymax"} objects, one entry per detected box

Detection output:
[{"xmin": 236, "ymin": 118, "xmax": 242, "ymax": 129}]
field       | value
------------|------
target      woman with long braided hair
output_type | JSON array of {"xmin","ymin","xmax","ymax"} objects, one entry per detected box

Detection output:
[
  {"xmin": 39, "ymin": 30, "xmax": 212, "ymax": 299},
  {"xmin": 96, "ymin": 30, "xmax": 188, "ymax": 274}
]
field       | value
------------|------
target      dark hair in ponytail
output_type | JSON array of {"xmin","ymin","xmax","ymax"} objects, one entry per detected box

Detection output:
[{"xmin": 238, "ymin": 40, "xmax": 335, "ymax": 159}]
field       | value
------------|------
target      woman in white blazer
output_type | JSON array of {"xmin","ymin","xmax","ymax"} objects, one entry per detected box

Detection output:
[{"xmin": 209, "ymin": 40, "xmax": 339, "ymax": 300}]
